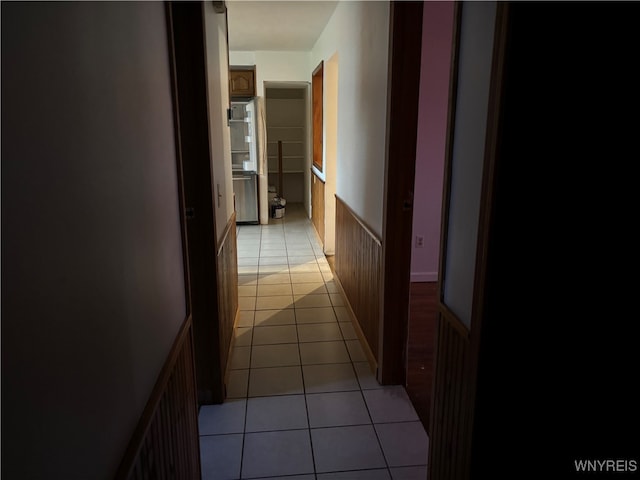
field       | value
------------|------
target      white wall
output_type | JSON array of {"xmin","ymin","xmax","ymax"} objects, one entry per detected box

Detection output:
[
  {"xmin": 229, "ymin": 50, "xmax": 311, "ymax": 97},
  {"xmin": 311, "ymin": 1, "xmax": 390, "ymax": 237},
  {"xmin": 204, "ymin": 3, "xmax": 234, "ymax": 238},
  {"xmin": 1, "ymin": 3, "xmax": 186, "ymax": 478},
  {"xmin": 229, "ymin": 50, "xmax": 256, "ymax": 66},
  {"xmin": 231, "ymin": 3, "xmax": 390, "ymax": 236}
]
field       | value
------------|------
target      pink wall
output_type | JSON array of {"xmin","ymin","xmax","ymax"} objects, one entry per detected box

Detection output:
[{"xmin": 410, "ymin": 1, "xmax": 455, "ymax": 282}]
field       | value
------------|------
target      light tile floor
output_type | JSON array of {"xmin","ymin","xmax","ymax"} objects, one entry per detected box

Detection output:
[{"xmin": 199, "ymin": 205, "xmax": 428, "ymax": 480}]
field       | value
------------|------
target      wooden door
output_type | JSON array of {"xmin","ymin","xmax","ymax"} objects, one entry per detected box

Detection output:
[
  {"xmin": 311, "ymin": 61, "xmax": 325, "ymax": 245},
  {"xmin": 424, "ymin": 3, "xmax": 640, "ymax": 477},
  {"xmin": 428, "ymin": 3, "xmax": 507, "ymax": 478}
]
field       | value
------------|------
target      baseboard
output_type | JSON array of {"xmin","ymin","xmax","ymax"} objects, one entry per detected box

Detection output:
[{"xmin": 411, "ymin": 272, "xmax": 438, "ymax": 282}]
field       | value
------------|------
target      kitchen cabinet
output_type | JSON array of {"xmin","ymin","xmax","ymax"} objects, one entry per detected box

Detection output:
[{"xmin": 229, "ymin": 67, "xmax": 256, "ymax": 98}]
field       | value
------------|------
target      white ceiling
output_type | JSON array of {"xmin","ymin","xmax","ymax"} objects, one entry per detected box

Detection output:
[{"xmin": 226, "ymin": 1, "xmax": 338, "ymax": 52}]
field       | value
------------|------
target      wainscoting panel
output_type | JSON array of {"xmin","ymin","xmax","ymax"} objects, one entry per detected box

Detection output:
[
  {"xmin": 311, "ymin": 171, "xmax": 325, "ymax": 247},
  {"xmin": 428, "ymin": 311, "xmax": 471, "ymax": 480},
  {"xmin": 117, "ymin": 316, "xmax": 200, "ymax": 479},
  {"xmin": 335, "ymin": 196, "xmax": 382, "ymax": 360},
  {"xmin": 217, "ymin": 213, "xmax": 238, "ymax": 379}
]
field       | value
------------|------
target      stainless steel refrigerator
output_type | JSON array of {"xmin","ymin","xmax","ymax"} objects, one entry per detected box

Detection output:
[
  {"xmin": 232, "ymin": 172, "xmax": 258, "ymax": 223},
  {"xmin": 230, "ymin": 99, "xmax": 259, "ymax": 223}
]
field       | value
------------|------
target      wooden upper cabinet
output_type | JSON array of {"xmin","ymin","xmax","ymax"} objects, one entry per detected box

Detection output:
[{"xmin": 229, "ymin": 66, "xmax": 256, "ymax": 98}]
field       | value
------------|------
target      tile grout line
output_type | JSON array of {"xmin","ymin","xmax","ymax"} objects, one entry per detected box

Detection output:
[
  {"xmin": 284, "ymin": 222, "xmax": 315, "ymax": 464},
  {"xmin": 356, "ymin": 370, "xmax": 394, "ymax": 478},
  {"xmin": 236, "ymin": 225, "xmax": 262, "ymax": 480},
  {"xmin": 291, "ymin": 250, "xmax": 319, "ymax": 478}
]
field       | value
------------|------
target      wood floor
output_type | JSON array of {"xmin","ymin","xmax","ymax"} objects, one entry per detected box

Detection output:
[{"xmin": 406, "ymin": 282, "xmax": 437, "ymax": 434}]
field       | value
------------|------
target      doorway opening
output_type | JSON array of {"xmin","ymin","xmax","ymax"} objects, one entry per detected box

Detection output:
[{"xmin": 264, "ymin": 82, "xmax": 310, "ymax": 218}]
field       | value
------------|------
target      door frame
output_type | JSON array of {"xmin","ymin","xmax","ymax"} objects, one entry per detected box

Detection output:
[
  {"xmin": 262, "ymin": 81, "xmax": 311, "ymax": 217},
  {"xmin": 379, "ymin": 1, "xmax": 425, "ymax": 384},
  {"xmin": 311, "ymin": 61, "xmax": 325, "ymax": 246},
  {"xmin": 167, "ymin": 1, "xmax": 225, "ymax": 404},
  {"xmin": 312, "ymin": 61, "xmax": 324, "ymax": 174}
]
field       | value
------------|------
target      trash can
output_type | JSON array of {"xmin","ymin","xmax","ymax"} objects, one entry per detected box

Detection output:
[
  {"xmin": 273, "ymin": 205, "xmax": 285, "ymax": 219},
  {"xmin": 270, "ymin": 196, "xmax": 286, "ymax": 219}
]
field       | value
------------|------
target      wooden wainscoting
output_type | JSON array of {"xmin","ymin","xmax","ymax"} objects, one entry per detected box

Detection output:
[
  {"xmin": 217, "ymin": 213, "xmax": 238, "ymax": 382},
  {"xmin": 311, "ymin": 171, "xmax": 325, "ymax": 246},
  {"xmin": 116, "ymin": 316, "xmax": 200, "ymax": 479},
  {"xmin": 406, "ymin": 282, "xmax": 437, "ymax": 433},
  {"xmin": 428, "ymin": 309, "xmax": 472, "ymax": 480},
  {"xmin": 335, "ymin": 196, "xmax": 382, "ymax": 361}
]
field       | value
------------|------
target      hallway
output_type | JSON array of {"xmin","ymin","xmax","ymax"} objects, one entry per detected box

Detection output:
[{"xmin": 198, "ymin": 205, "xmax": 428, "ymax": 480}]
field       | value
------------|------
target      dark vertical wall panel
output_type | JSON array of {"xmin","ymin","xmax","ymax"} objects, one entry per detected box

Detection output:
[{"xmin": 1, "ymin": 3, "xmax": 186, "ymax": 478}]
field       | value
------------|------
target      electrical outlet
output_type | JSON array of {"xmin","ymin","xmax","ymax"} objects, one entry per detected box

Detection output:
[{"xmin": 415, "ymin": 235, "xmax": 424, "ymax": 248}]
